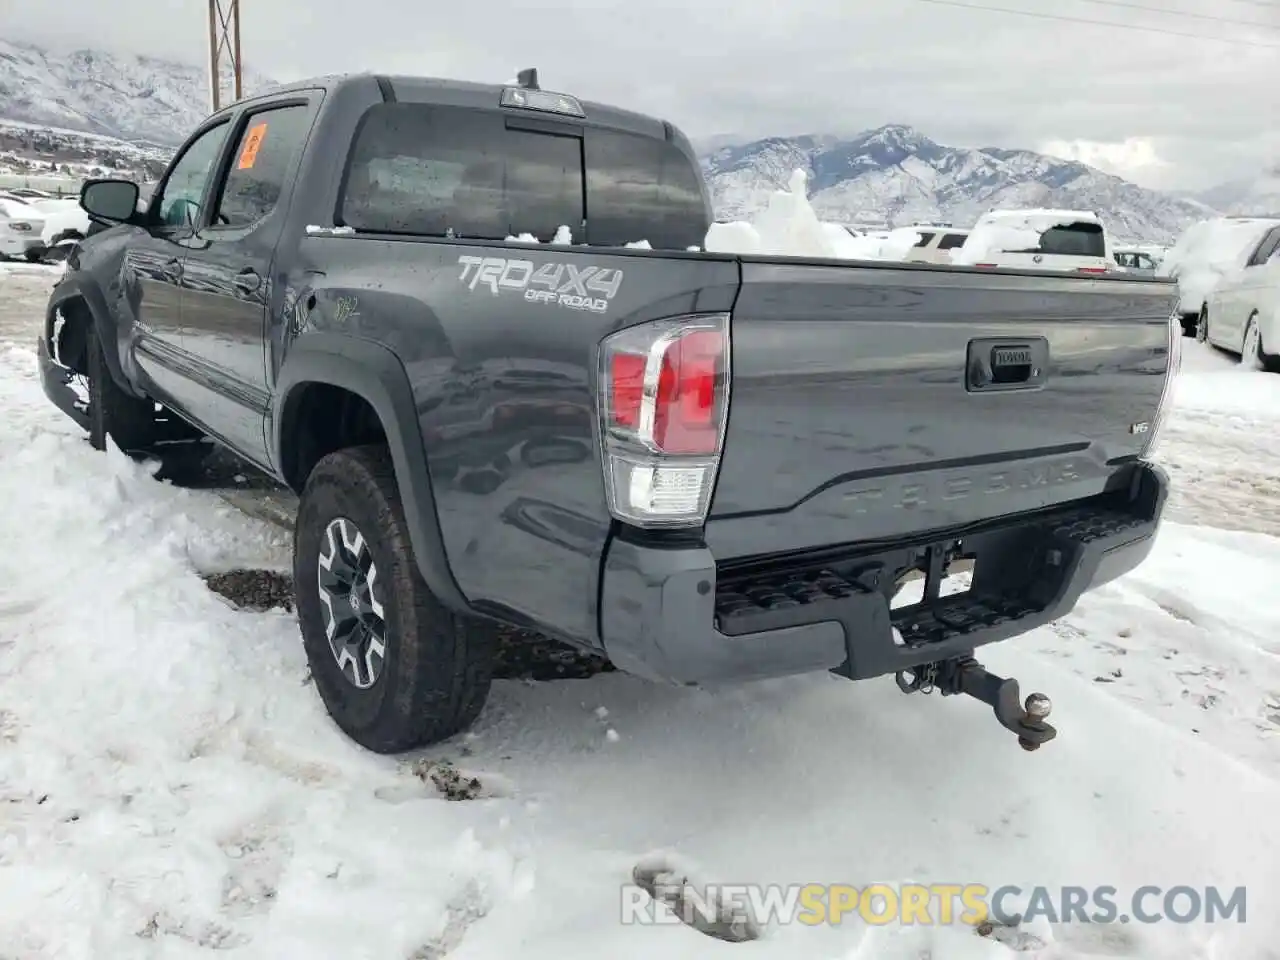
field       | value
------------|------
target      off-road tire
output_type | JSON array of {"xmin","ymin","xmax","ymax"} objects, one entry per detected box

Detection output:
[
  {"xmin": 86, "ymin": 324, "xmax": 164, "ymax": 453},
  {"xmin": 295, "ymin": 444, "xmax": 497, "ymax": 753}
]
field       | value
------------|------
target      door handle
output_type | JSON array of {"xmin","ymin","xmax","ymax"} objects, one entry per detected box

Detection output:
[
  {"xmin": 966, "ymin": 337, "xmax": 1049, "ymax": 392},
  {"xmin": 161, "ymin": 259, "xmax": 183, "ymax": 281},
  {"xmin": 233, "ymin": 269, "xmax": 261, "ymax": 294}
]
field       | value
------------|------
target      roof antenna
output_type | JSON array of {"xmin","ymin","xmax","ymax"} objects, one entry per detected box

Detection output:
[{"xmin": 516, "ymin": 68, "xmax": 539, "ymax": 90}]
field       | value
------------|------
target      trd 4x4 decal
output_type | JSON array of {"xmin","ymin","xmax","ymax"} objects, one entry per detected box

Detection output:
[{"xmin": 457, "ymin": 256, "xmax": 623, "ymax": 314}]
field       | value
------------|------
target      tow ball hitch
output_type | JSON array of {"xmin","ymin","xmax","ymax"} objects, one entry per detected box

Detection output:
[{"xmin": 896, "ymin": 657, "xmax": 1057, "ymax": 751}]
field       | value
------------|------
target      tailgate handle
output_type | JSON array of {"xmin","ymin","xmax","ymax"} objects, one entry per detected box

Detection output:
[{"xmin": 967, "ymin": 337, "xmax": 1048, "ymax": 392}]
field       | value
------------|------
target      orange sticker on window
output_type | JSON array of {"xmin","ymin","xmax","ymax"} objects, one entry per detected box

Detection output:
[{"xmin": 237, "ymin": 123, "xmax": 268, "ymax": 170}]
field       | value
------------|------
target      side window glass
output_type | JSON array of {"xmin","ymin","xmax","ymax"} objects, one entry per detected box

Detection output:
[
  {"xmin": 1248, "ymin": 229, "xmax": 1280, "ymax": 267},
  {"xmin": 213, "ymin": 105, "xmax": 311, "ymax": 229},
  {"xmin": 155, "ymin": 122, "xmax": 229, "ymax": 229}
]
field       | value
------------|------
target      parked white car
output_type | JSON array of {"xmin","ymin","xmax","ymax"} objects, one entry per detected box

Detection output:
[
  {"xmin": 893, "ymin": 225, "xmax": 971, "ymax": 265},
  {"xmin": 27, "ymin": 196, "xmax": 91, "ymax": 247},
  {"xmin": 952, "ymin": 209, "xmax": 1113, "ymax": 274},
  {"xmin": 1159, "ymin": 216, "xmax": 1280, "ymax": 337},
  {"xmin": 1200, "ymin": 221, "xmax": 1280, "ymax": 371},
  {"xmin": 1113, "ymin": 248, "xmax": 1160, "ymax": 273},
  {"xmin": 0, "ymin": 196, "xmax": 46, "ymax": 261}
]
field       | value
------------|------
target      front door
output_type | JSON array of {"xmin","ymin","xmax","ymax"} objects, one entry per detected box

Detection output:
[
  {"xmin": 127, "ymin": 119, "xmax": 232, "ymax": 405},
  {"xmin": 1218, "ymin": 226, "xmax": 1280, "ymax": 347},
  {"xmin": 178, "ymin": 100, "xmax": 316, "ymax": 467}
]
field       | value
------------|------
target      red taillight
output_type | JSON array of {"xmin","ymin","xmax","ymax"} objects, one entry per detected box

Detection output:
[
  {"xmin": 1077, "ymin": 266, "xmax": 1108, "ymax": 274},
  {"xmin": 605, "ymin": 326, "xmax": 727, "ymax": 456},
  {"xmin": 975, "ymin": 263, "xmax": 998, "ymax": 269},
  {"xmin": 599, "ymin": 314, "xmax": 731, "ymax": 527},
  {"xmin": 653, "ymin": 330, "xmax": 723, "ymax": 454},
  {"xmin": 610, "ymin": 353, "xmax": 646, "ymax": 429}
]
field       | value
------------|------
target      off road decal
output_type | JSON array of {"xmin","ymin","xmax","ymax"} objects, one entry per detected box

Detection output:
[
  {"xmin": 457, "ymin": 256, "xmax": 622, "ymax": 314},
  {"xmin": 238, "ymin": 123, "xmax": 268, "ymax": 170}
]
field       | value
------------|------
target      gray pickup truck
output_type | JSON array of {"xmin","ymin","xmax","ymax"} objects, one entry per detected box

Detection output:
[{"xmin": 38, "ymin": 69, "xmax": 1179, "ymax": 754}]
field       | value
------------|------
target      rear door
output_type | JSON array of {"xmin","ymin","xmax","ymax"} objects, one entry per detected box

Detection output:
[
  {"xmin": 705, "ymin": 260, "xmax": 1176, "ymax": 560},
  {"xmin": 177, "ymin": 97, "xmax": 317, "ymax": 465},
  {"xmin": 1222, "ymin": 226, "xmax": 1280, "ymax": 346}
]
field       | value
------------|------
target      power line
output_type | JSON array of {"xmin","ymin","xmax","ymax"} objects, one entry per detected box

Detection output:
[
  {"xmin": 908, "ymin": 0, "xmax": 1280, "ymax": 48},
  {"xmin": 1067, "ymin": 0, "xmax": 1280, "ymax": 31}
]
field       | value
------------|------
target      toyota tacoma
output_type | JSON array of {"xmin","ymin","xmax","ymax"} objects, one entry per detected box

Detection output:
[{"xmin": 38, "ymin": 69, "xmax": 1179, "ymax": 753}]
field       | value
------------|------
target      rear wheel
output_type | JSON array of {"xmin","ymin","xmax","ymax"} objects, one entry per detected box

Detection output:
[
  {"xmin": 1239, "ymin": 313, "xmax": 1277, "ymax": 373},
  {"xmin": 1195, "ymin": 306, "xmax": 1209, "ymax": 343},
  {"xmin": 294, "ymin": 445, "xmax": 498, "ymax": 753}
]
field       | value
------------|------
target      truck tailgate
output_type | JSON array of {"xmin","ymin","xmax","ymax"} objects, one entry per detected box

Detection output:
[{"xmin": 707, "ymin": 259, "xmax": 1176, "ymax": 559}]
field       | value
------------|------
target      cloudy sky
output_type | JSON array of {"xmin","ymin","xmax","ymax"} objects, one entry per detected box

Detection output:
[{"xmin": 4, "ymin": 0, "xmax": 1277, "ymax": 190}]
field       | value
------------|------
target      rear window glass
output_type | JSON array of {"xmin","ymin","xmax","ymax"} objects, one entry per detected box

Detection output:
[
  {"xmin": 339, "ymin": 103, "xmax": 583, "ymax": 242},
  {"xmin": 912, "ymin": 231, "xmax": 936, "ymax": 247},
  {"xmin": 1032, "ymin": 222, "xmax": 1105, "ymax": 258},
  {"xmin": 583, "ymin": 128, "xmax": 709, "ymax": 250},
  {"xmin": 339, "ymin": 103, "xmax": 709, "ymax": 249},
  {"xmin": 937, "ymin": 232, "xmax": 967, "ymax": 250}
]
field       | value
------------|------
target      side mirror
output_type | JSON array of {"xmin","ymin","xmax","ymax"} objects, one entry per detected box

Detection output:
[{"xmin": 80, "ymin": 178, "xmax": 140, "ymax": 223}]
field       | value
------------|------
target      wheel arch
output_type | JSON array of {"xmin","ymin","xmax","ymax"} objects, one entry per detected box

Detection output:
[
  {"xmin": 272, "ymin": 333, "xmax": 470, "ymax": 613},
  {"xmin": 46, "ymin": 276, "xmax": 137, "ymax": 395}
]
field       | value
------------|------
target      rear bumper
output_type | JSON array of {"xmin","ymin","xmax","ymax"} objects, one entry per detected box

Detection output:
[
  {"xmin": 599, "ymin": 462, "xmax": 1169, "ymax": 685},
  {"xmin": 0, "ymin": 235, "xmax": 45, "ymax": 259},
  {"xmin": 38, "ymin": 335, "xmax": 90, "ymax": 430}
]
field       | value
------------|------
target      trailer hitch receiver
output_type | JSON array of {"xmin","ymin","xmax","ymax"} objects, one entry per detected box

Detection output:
[{"xmin": 896, "ymin": 656, "xmax": 1057, "ymax": 751}]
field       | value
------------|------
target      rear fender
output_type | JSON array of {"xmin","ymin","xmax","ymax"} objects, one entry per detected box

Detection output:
[{"xmin": 272, "ymin": 333, "xmax": 469, "ymax": 613}]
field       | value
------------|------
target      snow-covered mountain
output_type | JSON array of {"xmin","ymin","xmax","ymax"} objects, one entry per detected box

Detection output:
[
  {"xmin": 0, "ymin": 38, "xmax": 276, "ymax": 146},
  {"xmin": 0, "ymin": 38, "xmax": 1224, "ymax": 243},
  {"xmin": 1195, "ymin": 166, "xmax": 1280, "ymax": 218},
  {"xmin": 703, "ymin": 125, "xmax": 1217, "ymax": 244}
]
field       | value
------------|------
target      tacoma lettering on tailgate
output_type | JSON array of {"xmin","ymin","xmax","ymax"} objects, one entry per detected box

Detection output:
[
  {"xmin": 457, "ymin": 256, "xmax": 623, "ymax": 314},
  {"xmin": 842, "ymin": 459, "xmax": 1089, "ymax": 513}
]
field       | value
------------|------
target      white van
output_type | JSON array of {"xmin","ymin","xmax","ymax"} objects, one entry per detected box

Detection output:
[{"xmin": 953, "ymin": 209, "xmax": 1114, "ymax": 274}]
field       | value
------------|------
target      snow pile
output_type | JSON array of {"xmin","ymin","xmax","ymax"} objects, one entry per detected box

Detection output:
[
  {"xmin": 951, "ymin": 209, "xmax": 1095, "ymax": 265},
  {"xmin": 504, "ymin": 226, "xmax": 575, "ymax": 245},
  {"xmin": 1158, "ymin": 216, "xmax": 1280, "ymax": 314},
  {"xmin": 704, "ymin": 169, "xmax": 919, "ymax": 261},
  {"xmin": 705, "ymin": 170, "xmax": 831, "ymax": 258}
]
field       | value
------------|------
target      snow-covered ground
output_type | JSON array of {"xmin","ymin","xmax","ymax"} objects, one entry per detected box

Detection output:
[{"xmin": 1, "ymin": 263, "xmax": 1278, "ymax": 959}]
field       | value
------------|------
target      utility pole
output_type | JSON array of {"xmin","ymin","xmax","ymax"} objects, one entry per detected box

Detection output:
[{"xmin": 207, "ymin": 0, "xmax": 243, "ymax": 113}]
